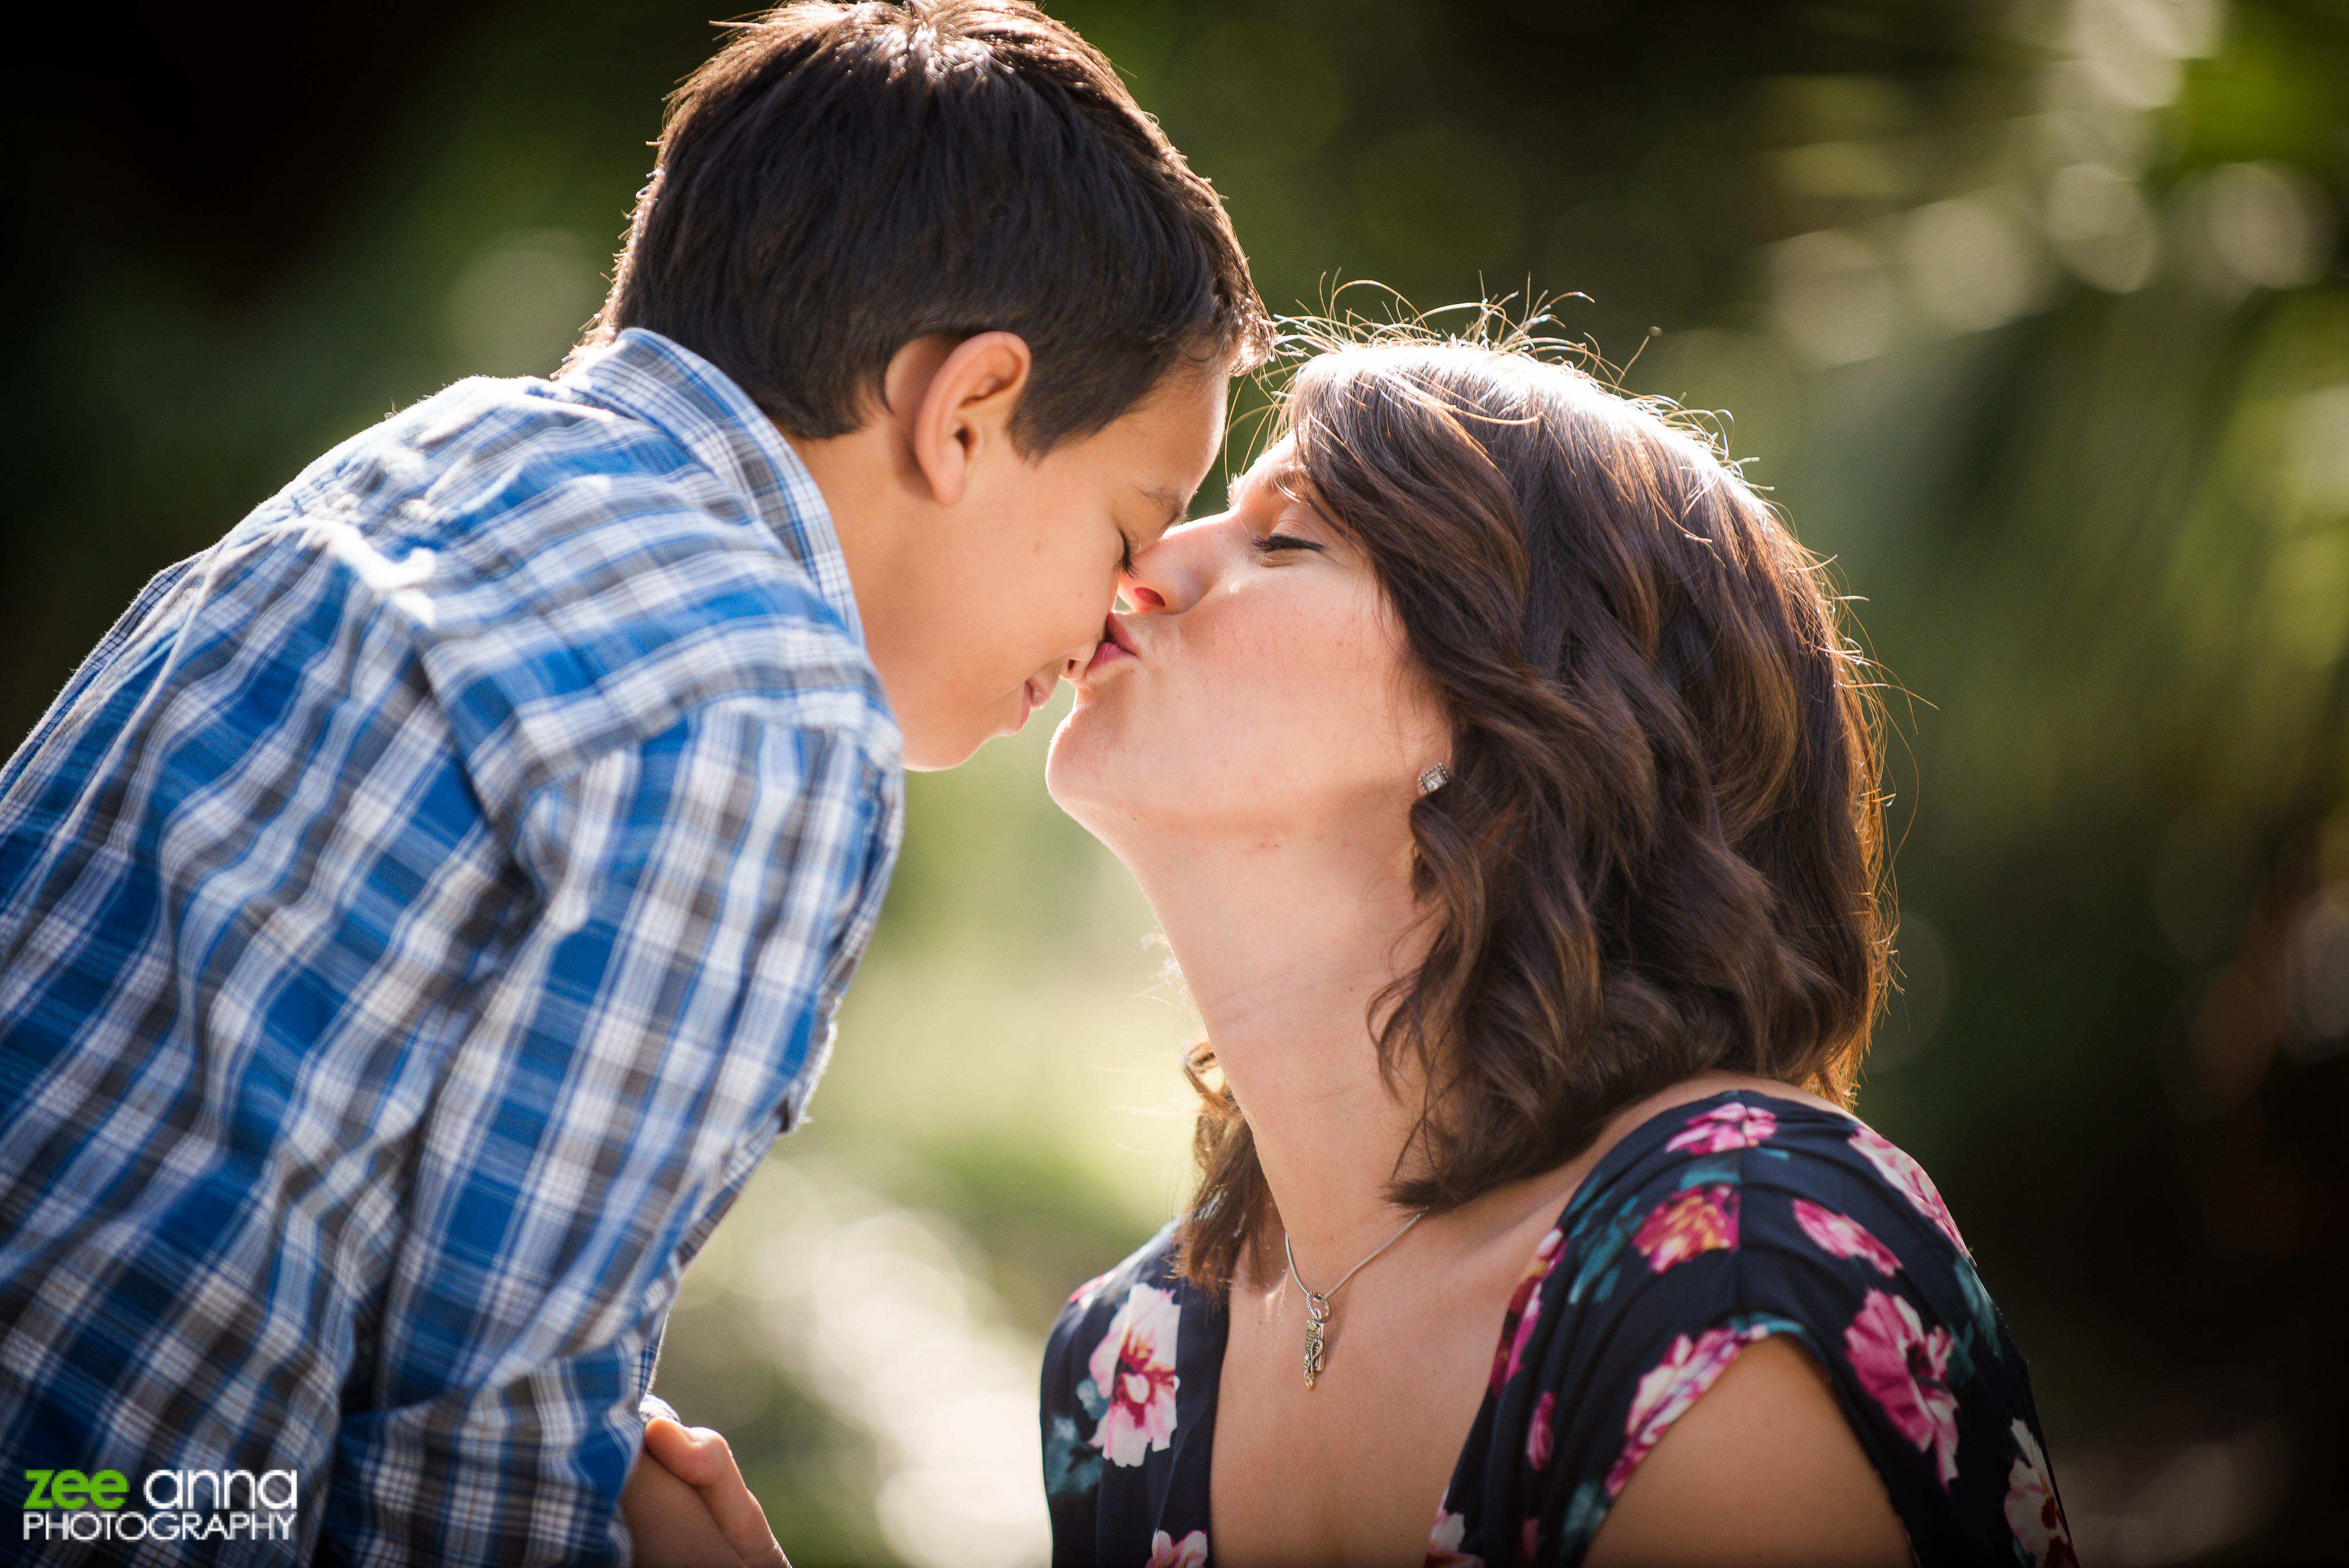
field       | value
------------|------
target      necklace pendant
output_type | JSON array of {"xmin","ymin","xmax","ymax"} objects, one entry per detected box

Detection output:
[{"xmin": 1281, "ymin": 1214, "xmax": 1425, "ymax": 1395}]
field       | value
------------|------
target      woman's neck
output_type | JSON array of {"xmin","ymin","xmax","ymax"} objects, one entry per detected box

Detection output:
[
  {"xmin": 1118, "ymin": 821, "xmax": 1433, "ymax": 1285},
  {"xmin": 1119, "ymin": 820, "xmax": 1864, "ymax": 1301}
]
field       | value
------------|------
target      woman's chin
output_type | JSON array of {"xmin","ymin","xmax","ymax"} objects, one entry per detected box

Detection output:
[
  {"xmin": 1044, "ymin": 708, "xmax": 1114, "ymax": 817},
  {"xmin": 1045, "ymin": 711, "xmax": 1177, "ymax": 845}
]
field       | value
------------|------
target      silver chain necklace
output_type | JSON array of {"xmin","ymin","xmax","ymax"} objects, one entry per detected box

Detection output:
[{"xmin": 1282, "ymin": 1211, "xmax": 1427, "ymax": 1389}]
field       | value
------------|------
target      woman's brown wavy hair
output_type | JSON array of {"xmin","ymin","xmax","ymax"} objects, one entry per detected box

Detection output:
[{"xmin": 1176, "ymin": 321, "xmax": 1893, "ymax": 1293}]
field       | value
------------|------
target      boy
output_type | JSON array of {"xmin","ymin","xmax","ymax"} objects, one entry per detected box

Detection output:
[{"xmin": 0, "ymin": 2, "xmax": 1267, "ymax": 1562}]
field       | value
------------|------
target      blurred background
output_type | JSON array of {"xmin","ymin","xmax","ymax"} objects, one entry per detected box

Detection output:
[{"xmin": 11, "ymin": 0, "xmax": 2346, "ymax": 1561}]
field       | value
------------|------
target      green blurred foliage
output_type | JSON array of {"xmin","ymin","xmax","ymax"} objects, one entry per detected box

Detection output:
[{"xmin": 11, "ymin": 0, "xmax": 2349, "ymax": 1561}]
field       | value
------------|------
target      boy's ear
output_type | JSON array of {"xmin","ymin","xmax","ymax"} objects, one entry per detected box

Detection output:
[{"xmin": 889, "ymin": 331, "xmax": 1033, "ymax": 507}]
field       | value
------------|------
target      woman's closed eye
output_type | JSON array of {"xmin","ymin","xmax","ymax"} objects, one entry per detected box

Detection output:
[{"xmin": 1252, "ymin": 533, "xmax": 1325, "ymax": 556}]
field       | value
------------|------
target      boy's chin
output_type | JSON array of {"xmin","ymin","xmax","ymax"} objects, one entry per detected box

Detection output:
[
  {"xmin": 903, "ymin": 739, "xmax": 985, "ymax": 772},
  {"xmin": 900, "ymin": 725, "xmax": 989, "ymax": 772},
  {"xmin": 900, "ymin": 701, "xmax": 1030, "ymax": 772}
]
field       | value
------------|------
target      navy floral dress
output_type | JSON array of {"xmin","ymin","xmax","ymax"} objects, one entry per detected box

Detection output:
[{"xmin": 1040, "ymin": 1090, "xmax": 2074, "ymax": 1567}]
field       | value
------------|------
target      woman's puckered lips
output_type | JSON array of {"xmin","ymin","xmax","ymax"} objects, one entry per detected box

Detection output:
[{"xmin": 1083, "ymin": 612, "xmax": 1142, "ymax": 678}]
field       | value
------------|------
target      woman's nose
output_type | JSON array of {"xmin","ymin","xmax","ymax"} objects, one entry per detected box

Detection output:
[{"xmin": 1121, "ymin": 515, "xmax": 1227, "ymax": 615}]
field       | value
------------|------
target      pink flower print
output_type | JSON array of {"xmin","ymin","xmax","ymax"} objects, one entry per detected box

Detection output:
[
  {"xmin": 1793, "ymin": 1199, "xmax": 1901, "ymax": 1276},
  {"xmin": 1665, "ymin": 1101, "xmax": 1779, "ymax": 1154},
  {"xmin": 2003, "ymin": 1419, "xmax": 2078, "ymax": 1567},
  {"xmin": 1848, "ymin": 1124, "xmax": 1969, "ymax": 1254},
  {"xmin": 1845, "ymin": 1288, "xmax": 1960, "ymax": 1488},
  {"xmin": 1425, "ymin": 1507, "xmax": 1484, "ymax": 1568},
  {"xmin": 1490, "ymin": 1227, "xmax": 1564, "ymax": 1391},
  {"xmin": 1512, "ymin": 1228, "xmax": 1565, "ymax": 1306},
  {"xmin": 1146, "ymin": 1529, "xmax": 1209, "ymax": 1568},
  {"xmin": 1632, "ymin": 1185, "xmax": 1739, "ymax": 1273},
  {"xmin": 1527, "ymin": 1390, "xmax": 1558, "ymax": 1471},
  {"xmin": 1087, "ymin": 1281, "xmax": 1181, "ymax": 1467},
  {"xmin": 1605, "ymin": 1324, "xmax": 1773, "ymax": 1496}
]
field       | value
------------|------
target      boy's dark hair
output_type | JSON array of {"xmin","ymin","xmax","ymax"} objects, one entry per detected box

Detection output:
[{"xmin": 592, "ymin": 0, "xmax": 1271, "ymax": 453}]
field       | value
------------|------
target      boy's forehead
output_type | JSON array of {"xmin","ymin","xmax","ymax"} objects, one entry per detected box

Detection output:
[{"xmin": 1119, "ymin": 365, "xmax": 1230, "ymax": 496}]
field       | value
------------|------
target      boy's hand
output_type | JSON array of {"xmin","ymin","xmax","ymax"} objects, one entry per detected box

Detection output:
[{"xmin": 623, "ymin": 1417, "xmax": 789, "ymax": 1568}]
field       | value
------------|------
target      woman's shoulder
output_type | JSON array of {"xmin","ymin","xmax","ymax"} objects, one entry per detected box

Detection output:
[
  {"xmin": 1041, "ymin": 1220, "xmax": 1213, "ymax": 1543},
  {"xmin": 1047, "ymin": 1219, "xmax": 1189, "ymax": 1351},
  {"xmin": 1580, "ymin": 1086, "xmax": 1975, "ymax": 1263},
  {"xmin": 1482, "ymin": 1086, "xmax": 2068, "ymax": 1566},
  {"xmin": 1042, "ymin": 1219, "xmax": 1197, "ymax": 1461},
  {"xmin": 1562, "ymin": 1088, "xmax": 2016, "ymax": 1414}
]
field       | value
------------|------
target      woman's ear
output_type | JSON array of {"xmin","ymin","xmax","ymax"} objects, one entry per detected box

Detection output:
[{"xmin": 889, "ymin": 330, "xmax": 1033, "ymax": 506}]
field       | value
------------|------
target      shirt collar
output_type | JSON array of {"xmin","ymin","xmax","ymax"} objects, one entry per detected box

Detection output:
[{"xmin": 560, "ymin": 328, "xmax": 864, "ymax": 646}]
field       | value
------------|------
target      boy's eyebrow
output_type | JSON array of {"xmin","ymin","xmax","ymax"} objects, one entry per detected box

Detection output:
[{"xmin": 1133, "ymin": 483, "xmax": 1189, "ymax": 527}]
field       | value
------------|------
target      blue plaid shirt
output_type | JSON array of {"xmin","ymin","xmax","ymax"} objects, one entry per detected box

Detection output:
[{"xmin": 0, "ymin": 330, "xmax": 903, "ymax": 1564}]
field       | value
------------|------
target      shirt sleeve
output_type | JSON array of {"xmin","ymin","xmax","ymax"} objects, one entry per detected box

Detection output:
[{"xmin": 319, "ymin": 698, "xmax": 893, "ymax": 1566}]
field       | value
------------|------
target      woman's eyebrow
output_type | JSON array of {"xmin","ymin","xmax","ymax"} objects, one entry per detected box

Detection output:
[
  {"xmin": 1234, "ymin": 460, "xmax": 1297, "ymax": 511},
  {"xmin": 1265, "ymin": 463, "xmax": 1332, "ymax": 528}
]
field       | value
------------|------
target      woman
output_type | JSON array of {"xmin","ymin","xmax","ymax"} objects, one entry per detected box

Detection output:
[{"xmin": 1038, "ymin": 327, "xmax": 2073, "ymax": 1567}]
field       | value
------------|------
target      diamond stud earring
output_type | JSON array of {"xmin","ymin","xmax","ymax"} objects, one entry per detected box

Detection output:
[{"xmin": 1417, "ymin": 762, "xmax": 1450, "ymax": 796}]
